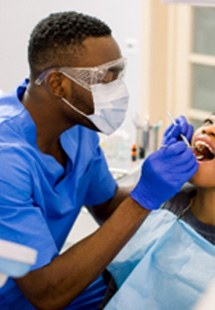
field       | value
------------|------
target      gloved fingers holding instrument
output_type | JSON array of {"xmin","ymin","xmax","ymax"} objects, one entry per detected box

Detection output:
[
  {"xmin": 130, "ymin": 139, "xmax": 199, "ymax": 211},
  {"xmin": 162, "ymin": 114, "xmax": 194, "ymax": 147}
]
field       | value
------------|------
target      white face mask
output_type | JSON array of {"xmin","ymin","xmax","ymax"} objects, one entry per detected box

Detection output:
[{"xmin": 61, "ymin": 79, "xmax": 129, "ymax": 135}]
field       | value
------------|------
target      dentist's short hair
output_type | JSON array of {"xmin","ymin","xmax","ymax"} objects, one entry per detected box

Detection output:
[{"xmin": 28, "ymin": 11, "xmax": 112, "ymax": 79}]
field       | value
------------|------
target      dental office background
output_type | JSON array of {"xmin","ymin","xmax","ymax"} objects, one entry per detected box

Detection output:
[{"xmin": 0, "ymin": 0, "xmax": 215, "ymax": 243}]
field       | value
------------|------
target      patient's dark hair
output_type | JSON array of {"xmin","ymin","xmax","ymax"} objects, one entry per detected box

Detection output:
[{"xmin": 28, "ymin": 11, "xmax": 112, "ymax": 79}]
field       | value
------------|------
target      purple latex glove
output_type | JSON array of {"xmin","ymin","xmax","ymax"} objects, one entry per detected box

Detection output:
[
  {"xmin": 162, "ymin": 115, "xmax": 194, "ymax": 146},
  {"xmin": 130, "ymin": 141, "xmax": 198, "ymax": 210}
]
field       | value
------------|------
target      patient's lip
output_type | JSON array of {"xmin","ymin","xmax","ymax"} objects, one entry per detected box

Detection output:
[{"xmin": 193, "ymin": 135, "xmax": 215, "ymax": 153}]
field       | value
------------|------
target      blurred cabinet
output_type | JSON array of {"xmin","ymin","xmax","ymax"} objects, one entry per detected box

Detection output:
[
  {"xmin": 168, "ymin": 6, "xmax": 215, "ymax": 129},
  {"xmin": 190, "ymin": 8, "xmax": 215, "ymax": 119}
]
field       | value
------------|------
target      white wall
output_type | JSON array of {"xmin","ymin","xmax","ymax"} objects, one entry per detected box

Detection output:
[{"xmin": 0, "ymin": 0, "xmax": 144, "ymax": 145}]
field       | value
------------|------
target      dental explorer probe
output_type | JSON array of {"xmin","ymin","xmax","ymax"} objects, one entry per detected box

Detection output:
[{"xmin": 167, "ymin": 111, "xmax": 191, "ymax": 147}]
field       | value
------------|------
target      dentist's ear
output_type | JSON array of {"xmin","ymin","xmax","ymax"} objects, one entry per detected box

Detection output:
[{"xmin": 45, "ymin": 72, "xmax": 67, "ymax": 98}]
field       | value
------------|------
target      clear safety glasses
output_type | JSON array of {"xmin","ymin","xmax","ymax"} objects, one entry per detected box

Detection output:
[{"xmin": 35, "ymin": 57, "xmax": 127, "ymax": 91}]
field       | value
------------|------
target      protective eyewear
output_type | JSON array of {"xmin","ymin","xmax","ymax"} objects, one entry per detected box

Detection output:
[{"xmin": 35, "ymin": 57, "xmax": 127, "ymax": 91}]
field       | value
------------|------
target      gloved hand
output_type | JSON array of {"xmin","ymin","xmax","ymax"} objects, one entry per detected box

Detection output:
[
  {"xmin": 130, "ymin": 141, "xmax": 198, "ymax": 210},
  {"xmin": 162, "ymin": 115, "xmax": 194, "ymax": 146}
]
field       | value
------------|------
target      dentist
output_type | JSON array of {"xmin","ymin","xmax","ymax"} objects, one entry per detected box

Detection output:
[{"xmin": 0, "ymin": 11, "xmax": 198, "ymax": 309}]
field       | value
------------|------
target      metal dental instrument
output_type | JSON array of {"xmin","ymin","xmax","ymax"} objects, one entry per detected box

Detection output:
[{"xmin": 167, "ymin": 111, "xmax": 191, "ymax": 147}]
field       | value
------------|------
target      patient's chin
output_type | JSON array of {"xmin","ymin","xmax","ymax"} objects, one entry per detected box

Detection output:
[
  {"xmin": 189, "ymin": 174, "xmax": 215, "ymax": 188},
  {"xmin": 189, "ymin": 167, "xmax": 205, "ymax": 186},
  {"xmin": 189, "ymin": 162, "xmax": 215, "ymax": 187},
  {"xmin": 189, "ymin": 178, "xmax": 199, "ymax": 187},
  {"xmin": 189, "ymin": 167, "xmax": 200, "ymax": 184}
]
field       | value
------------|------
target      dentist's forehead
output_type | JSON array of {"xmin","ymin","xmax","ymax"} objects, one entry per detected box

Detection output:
[{"xmin": 75, "ymin": 36, "xmax": 122, "ymax": 67}]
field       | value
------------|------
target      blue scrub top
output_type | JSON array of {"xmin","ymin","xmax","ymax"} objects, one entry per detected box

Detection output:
[{"xmin": 0, "ymin": 81, "xmax": 117, "ymax": 308}]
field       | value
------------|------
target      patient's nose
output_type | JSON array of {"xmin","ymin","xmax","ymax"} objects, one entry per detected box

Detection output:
[{"xmin": 202, "ymin": 126, "xmax": 215, "ymax": 137}]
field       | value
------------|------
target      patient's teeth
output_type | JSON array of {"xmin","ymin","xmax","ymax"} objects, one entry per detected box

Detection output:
[{"xmin": 195, "ymin": 141, "xmax": 214, "ymax": 154}]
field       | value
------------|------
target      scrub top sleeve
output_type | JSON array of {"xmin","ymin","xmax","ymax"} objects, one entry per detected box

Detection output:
[
  {"xmin": 84, "ymin": 146, "xmax": 117, "ymax": 206},
  {"xmin": 0, "ymin": 150, "xmax": 58, "ymax": 270},
  {"xmin": 0, "ymin": 202, "xmax": 58, "ymax": 271}
]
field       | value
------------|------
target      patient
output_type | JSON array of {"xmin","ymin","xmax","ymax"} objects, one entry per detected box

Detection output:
[
  {"xmin": 163, "ymin": 113, "xmax": 215, "ymax": 244},
  {"xmin": 105, "ymin": 114, "xmax": 215, "ymax": 310}
]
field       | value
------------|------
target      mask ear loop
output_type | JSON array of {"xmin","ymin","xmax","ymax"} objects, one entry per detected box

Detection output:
[{"xmin": 61, "ymin": 97, "xmax": 89, "ymax": 118}]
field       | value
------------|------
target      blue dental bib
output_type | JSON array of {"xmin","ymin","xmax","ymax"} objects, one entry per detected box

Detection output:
[{"xmin": 106, "ymin": 210, "xmax": 215, "ymax": 310}]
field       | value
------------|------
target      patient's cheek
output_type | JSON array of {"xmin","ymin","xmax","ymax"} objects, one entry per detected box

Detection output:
[{"xmin": 190, "ymin": 166, "xmax": 215, "ymax": 188}]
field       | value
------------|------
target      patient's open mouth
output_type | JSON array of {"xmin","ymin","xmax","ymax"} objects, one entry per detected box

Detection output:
[{"xmin": 193, "ymin": 141, "xmax": 215, "ymax": 161}]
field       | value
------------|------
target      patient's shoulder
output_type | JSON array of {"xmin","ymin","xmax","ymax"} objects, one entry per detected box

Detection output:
[{"xmin": 162, "ymin": 183, "xmax": 196, "ymax": 217}]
